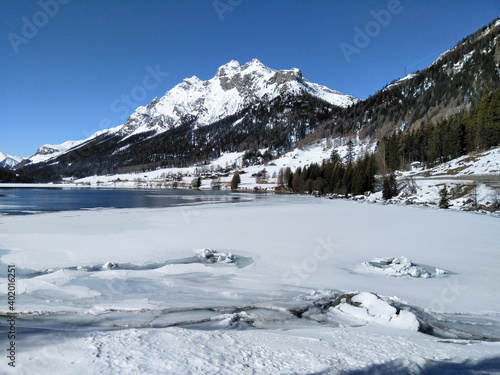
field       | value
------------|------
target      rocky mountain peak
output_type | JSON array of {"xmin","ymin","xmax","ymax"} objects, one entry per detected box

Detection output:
[{"xmin": 215, "ymin": 60, "xmax": 242, "ymax": 77}]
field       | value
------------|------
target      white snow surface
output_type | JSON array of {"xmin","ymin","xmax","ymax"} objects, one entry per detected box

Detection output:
[
  {"xmin": 1, "ymin": 196, "xmax": 499, "ymax": 374},
  {"xmin": 384, "ymin": 73, "xmax": 418, "ymax": 91}
]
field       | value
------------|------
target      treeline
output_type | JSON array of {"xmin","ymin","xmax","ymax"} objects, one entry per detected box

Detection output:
[
  {"xmin": 0, "ymin": 167, "xmax": 34, "ymax": 183},
  {"xmin": 383, "ymin": 88, "xmax": 500, "ymax": 170},
  {"xmin": 277, "ymin": 153, "xmax": 377, "ymax": 196}
]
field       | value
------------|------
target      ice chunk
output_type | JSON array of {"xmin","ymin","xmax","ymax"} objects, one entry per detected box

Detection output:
[
  {"xmin": 196, "ymin": 249, "xmax": 235, "ymax": 264},
  {"xmin": 103, "ymin": 262, "xmax": 119, "ymax": 270},
  {"xmin": 331, "ymin": 292, "xmax": 420, "ymax": 331},
  {"xmin": 363, "ymin": 256, "xmax": 438, "ymax": 278}
]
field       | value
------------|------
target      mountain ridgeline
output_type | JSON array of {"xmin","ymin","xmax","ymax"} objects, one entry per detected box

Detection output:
[{"xmin": 16, "ymin": 19, "xmax": 500, "ymax": 182}]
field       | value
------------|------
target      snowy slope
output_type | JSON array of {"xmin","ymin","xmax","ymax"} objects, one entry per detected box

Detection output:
[
  {"xmin": 407, "ymin": 147, "xmax": 500, "ymax": 177},
  {"xmin": 71, "ymin": 137, "xmax": 376, "ymax": 190}
]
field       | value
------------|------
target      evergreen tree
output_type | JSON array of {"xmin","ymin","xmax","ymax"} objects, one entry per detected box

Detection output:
[
  {"xmin": 230, "ymin": 171, "xmax": 241, "ymax": 190},
  {"xmin": 283, "ymin": 167, "xmax": 292, "ymax": 189},
  {"xmin": 382, "ymin": 173, "xmax": 398, "ymax": 200},
  {"xmin": 277, "ymin": 168, "xmax": 285, "ymax": 187},
  {"xmin": 439, "ymin": 185, "xmax": 450, "ymax": 209},
  {"xmin": 346, "ymin": 139, "xmax": 354, "ymax": 165},
  {"xmin": 292, "ymin": 168, "xmax": 305, "ymax": 193},
  {"xmin": 192, "ymin": 177, "xmax": 202, "ymax": 189}
]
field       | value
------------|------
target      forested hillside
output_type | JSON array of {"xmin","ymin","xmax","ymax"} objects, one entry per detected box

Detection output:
[
  {"xmin": 311, "ymin": 19, "xmax": 500, "ymax": 143},
  {"xmin": 382, "ymin": 88, "xmax": 500, "ymax": 171}
]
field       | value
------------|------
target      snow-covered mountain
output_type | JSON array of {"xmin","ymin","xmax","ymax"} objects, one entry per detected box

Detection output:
[
  {"xmin": 19, "ymin": 59, "xmax": 358, "ymax": 175},
  {"xmin": 0, "ymin": 151, "xmax": 24, "ymax": 169},
  {"xmin": 118, "ymin": 59, "xmax": 358, "ymax": 140}
]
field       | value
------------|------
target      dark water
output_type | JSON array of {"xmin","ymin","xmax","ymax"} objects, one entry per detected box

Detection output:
[{"xmin": 0, "ymin": 187, "xmax": 257, "ymax": 215}]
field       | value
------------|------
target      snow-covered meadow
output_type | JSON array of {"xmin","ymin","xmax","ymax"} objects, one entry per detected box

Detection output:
[{"xmin": 1, "ymin": 194, "xmax": 499, "ymax": 374}]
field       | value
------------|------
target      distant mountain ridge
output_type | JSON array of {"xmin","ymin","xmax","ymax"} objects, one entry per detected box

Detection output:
[{"xmin": 0, "ymin": 152, "xmax": 23, "ymax": 170}]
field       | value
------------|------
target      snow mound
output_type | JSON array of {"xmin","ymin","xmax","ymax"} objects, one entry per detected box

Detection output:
[
  {"xmin": 363, "ymin": 256, "xmax": 447, "ymax": 278},
  {"xmin": 196, "ymin": 249, "xmax": 236, "ymax": 264},
  {"xmin": 329, "ymin": 292, "xmax": 421, "ymax": 331},
  {"xmin": 296, "ymin": 291, "xmax": 422, "ymax": 332}
]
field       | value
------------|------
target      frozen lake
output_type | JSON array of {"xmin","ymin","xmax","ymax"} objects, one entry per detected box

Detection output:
[
  {"xmin": 0, "ymin": 187, "xmax": 264, "ymax": 215},
  {"xmin": 0, "ymin": 193, "xmax": 499, "ymax": 374}
]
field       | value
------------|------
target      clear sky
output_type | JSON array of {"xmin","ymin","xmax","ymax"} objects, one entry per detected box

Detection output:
[{"xmin": 1, "ymin": 0, "xmax": 498, "ymax": 157}]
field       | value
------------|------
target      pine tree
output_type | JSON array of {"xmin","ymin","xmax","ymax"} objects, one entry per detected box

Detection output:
[
  {"xmin": 439, "ymin": 185, "xmax": 450, "ymax": 209},
  {"xmin": 382, "ymin": 173, "xmax": 398, "ymax": 200},
  {"xmin": 346, "ymin": 139, "xmax": 354, "ymax": 165},
  {"xmin": 277, "ymin": 168, "xmax": 285, "ymax": 187},
  {"xmin": 292, "ymin": 168, "xmax": 305, "ymax": 193},
  {"xmin": 192, "ymin": 177, "xmax": 202, "ymax": 189},
  {"xmin": 285, "ymin": 167, "xmax": 293, "ymax": 189},
  {"xmin": 230, "ymin": 171, "xmax": 241, "ymax": 190}
]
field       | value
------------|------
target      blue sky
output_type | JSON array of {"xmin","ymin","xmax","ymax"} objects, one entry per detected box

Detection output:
[{"xmin": 0, "ymin": 0, "xmax": 498, "ymax": 157}]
